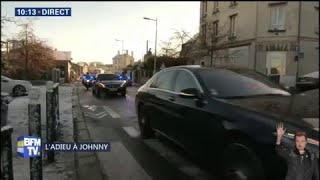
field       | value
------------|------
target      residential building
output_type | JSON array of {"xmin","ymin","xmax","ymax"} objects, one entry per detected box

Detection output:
[
  {"xmin": 52, "ymin": 50, "xmax": 72, "ymax": 83},
  {"xmin": 112, "ymin": 50, "xmax": 134, "ymax": 74},
  {"xmin": 183, "ymin": 1, "xmax": 319, "ymax": 87},
  {"xmin": 101, "ymin": 64, "xmax": 113, "ymax": 73}
]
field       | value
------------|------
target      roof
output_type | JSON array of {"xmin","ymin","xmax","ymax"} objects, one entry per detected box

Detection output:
[
  {"xmin": 52, "ymin": 50, "xmax": 72, "ymax": 61},
  {"xmin": 164, "ymin": 65, "xmax": 253, "ymax": 72},
  {"xmin": 184, "ymin": 33, "xmax": 199, "ymax": 44}
]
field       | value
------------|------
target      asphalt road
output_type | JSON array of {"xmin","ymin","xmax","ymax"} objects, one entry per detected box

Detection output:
[{"xmin": 76, "ymin": 82, "xmax": 216, "ymax": 180}]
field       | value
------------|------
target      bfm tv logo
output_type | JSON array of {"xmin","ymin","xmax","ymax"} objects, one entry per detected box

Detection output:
[{"xmin": 17, "ymin": 136, "xmax": 41, "ymax": 158}]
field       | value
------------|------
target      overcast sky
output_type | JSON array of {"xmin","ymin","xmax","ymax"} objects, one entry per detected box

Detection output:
[{"xmin": 1, "ymin": 1, "xmax": 200, "ymax": 64}]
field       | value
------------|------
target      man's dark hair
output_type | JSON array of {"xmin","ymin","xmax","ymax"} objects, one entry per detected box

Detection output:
[{"xmin": 294, "ymin": 130, "xmax": 307, "ymax": 140}]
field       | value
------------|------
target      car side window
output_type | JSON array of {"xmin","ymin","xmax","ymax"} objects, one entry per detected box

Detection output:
[
  {"xmin": 174, "ymin": 70, "xmax": 199, "ymax": 93},
  {"xmin": 154, "ymin": 71, "xmax": 176, "ymax": 91},
  {"xmin": 150, "ymin": 76, "xmax": 158, "ymax": 88}
]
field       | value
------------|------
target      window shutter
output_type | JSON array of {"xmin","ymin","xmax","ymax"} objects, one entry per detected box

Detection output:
[
  {"xmin": 271, "ymin": 7, "xmax": 278, "ymax": 28},
  {"xmin": 278, "ymin": 6, "xmax": 285, "ymax": 29}
]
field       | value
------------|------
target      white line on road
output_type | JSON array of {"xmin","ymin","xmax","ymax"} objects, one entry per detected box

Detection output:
[
  {"xmin": 97, "ymin": 113, "xmax": 108, "ymax": 119},
  {"xmin": 102, "ymin": 106, "xmax": 120, "ymax": 118},
  {"xmin": 122, "ymin": 126, "xmax": 140, "ymax": 138},
  {"xmin": 96, "ymin": 111, "xmax": 106, "ymax": 117},
  {"xmin": 84, "ymin": 114, "xmax": 97, "ymax": 119},
  {"xmin": 88, "ymin": 105, "xmax": 98, "ymax": 111}
]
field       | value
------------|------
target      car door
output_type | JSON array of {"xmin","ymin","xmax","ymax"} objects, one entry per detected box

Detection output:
[
  {"xmin": 1, "ymin": 76, "xmax": 11, "ymax": 93},
  {"xmin": 147, "ymin": 70, "xmax": 178, "ymax": 137},
  {"xmin": 171, "ymin": 70, "xmax": 214, "ymax": 155}
]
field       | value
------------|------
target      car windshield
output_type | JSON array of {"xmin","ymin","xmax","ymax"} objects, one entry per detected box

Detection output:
[
  {"xmin": 302, "ymin": 71, "xmax": 319, "ymax": 78},
  {"xmin": 1, "ymin": 76, "xmax": 12, "ymax": 80},
  {"xmin": 97, "ymin": 74, "xmax": 119, "ymax": 80},
  {"xmin": 197, "ymin": 68, "xmax": 291, "ymax": 98}
]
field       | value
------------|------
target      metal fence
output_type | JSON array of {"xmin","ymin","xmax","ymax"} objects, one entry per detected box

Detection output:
[
  {"xmin": 0, "ymin": 81, "xmax": 61, "ymax": 179},
  {"xmin": 1, "ymin": 93, "xmax": 14, "ymax": 180},
  {"xmin": 1, "ymin": 126, "xmax": 14, "ymax": 180},
  {"xmin": 46, "ymin": 81, "xmax": 60, "ymax": 162}
]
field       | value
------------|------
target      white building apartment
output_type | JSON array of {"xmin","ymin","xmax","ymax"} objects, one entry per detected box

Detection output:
[{"xmin": 184, "ymin": 1, "xmax": 319, "ymax": 87}]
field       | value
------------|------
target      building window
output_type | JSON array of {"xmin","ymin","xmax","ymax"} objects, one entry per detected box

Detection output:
[
  {"xmin": 213, "ymin": 2, "xmax": 219, "ymax": 13},
  {"xmin": 230, "ymin": 1, "xmax": 237, "ymax": 7},
  {"xmin": 202, "ymin": 24, "xmax": 207, "ymax": 44},
  {"xmin": 315, "ymin": 6, "xmax": 319, "ymax": 34},
  {"xmin": 229, "ymin": 14, "xmax": 237, "ymax": 38},
  {"xmin": 201, "ymin": 61, "xmax": 205, "ymax": 66},
  {"xmin": 202, "ymin": 1, "xmax": 208, "ymax": 17},
  {"xmin": 212, "ymin": 21, "xmax": 219, "ymax": 38},
  {"xmin": 270, "ymin": 5, "xmax": 286, "ymax": 30}
]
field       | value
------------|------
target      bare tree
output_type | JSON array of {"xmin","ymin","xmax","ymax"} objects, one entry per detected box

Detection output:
[
  {"xmin": 1, "ymin": 15, "xmax": 18, "ymax": 73},
  {"xmin": 159, "ymin": 29, "xmax": 193, "ymax": 58},
  {"xmin": 7, "ymin": 18, "xmax": 55, "ymax": 80},
  {"xmin": 206, "ymin": 19, "xmax": 240, "ymax": 67}
]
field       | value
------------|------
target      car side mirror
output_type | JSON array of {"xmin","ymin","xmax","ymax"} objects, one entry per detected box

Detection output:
[{"xmin": 179, "ymin": 88, "xmax": 201, "ymax": 98}]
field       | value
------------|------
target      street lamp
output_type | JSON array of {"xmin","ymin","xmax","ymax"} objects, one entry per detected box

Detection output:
[
  {"xmin": 115, "ymin": 39, "xmax": 124, "ymax": 54},
  {"xmin": 143, "ymin": 17, "xmax": 157, "ymax": 75}
]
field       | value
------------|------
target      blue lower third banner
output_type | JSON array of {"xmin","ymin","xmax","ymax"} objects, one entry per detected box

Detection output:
[{"xmin": 45, "ymin": 142, "xmax": 111, "ymax": 152}]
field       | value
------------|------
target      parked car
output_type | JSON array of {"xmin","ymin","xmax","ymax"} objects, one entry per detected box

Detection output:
[
  {"xmin": 135, "ymin": 65, "xmax": 319, "ymax": 180},
  {"xmin": 296, "ymin": 71, "xmax": 319, "ymax": 93},
  {"xmin": 92, "ymin": 73, "xmax": 127, "ymax": 97},
  {"xmin": 1, "ymin": 75, "xmax": 32, "ymax": 96}
]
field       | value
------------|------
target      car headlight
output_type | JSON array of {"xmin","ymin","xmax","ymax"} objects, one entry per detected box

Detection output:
[
  {"xmin": 86, "ymin": 80, "xmax": 90, "ymax": 82},
  {"xmin": 121, "ymin": 81, "xmax": 127, "ymax": 87}
]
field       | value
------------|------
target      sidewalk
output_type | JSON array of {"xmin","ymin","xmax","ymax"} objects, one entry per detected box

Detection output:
[
  {"xmin": 72, "ymin": 82, "xmax": 105, "ymax": 180},
  {"xmin": 7, "ymin": 84, "xmax": 76, "ymax": 180}
]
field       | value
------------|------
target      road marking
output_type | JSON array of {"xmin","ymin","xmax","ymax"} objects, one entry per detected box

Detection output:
[
  {"xmin": 84, "ymin": 114, "xmax": 97, "ymax": 119},
  {"xmin": 96, "ymin": 141, "xmax": 152, "ymax": 180},
  {"xmin": 143, "ymin": 139, "xmax": 212, "ymax": 179},
  {"xmin": 102, "ymin": 106, "xmax": 120, "ymax": 118},
  {"xmin": 84, "ymin": 111, "xmax": 108, "ymax": 119},
  {"xmin": 88, "ymin": 105, "xmax": 97, "ymax": 111},
  {"xmin": 96, "ymin": 111, "xmax": 106, "ymax": 117},
  {"xmin": 122, "ymin": 126, "xmax": 140, "ymax": 138},
  {"xmin": 97, "ymin": 113, "xmax": 108, "ymax": 119}
]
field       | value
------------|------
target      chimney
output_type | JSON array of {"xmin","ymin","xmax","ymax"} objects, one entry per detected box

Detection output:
[
  {"xmin": 131, "ymin": 51, "xmax": 133, "ymax": 57},
  {"xmin": 118, "ymin": 50, "xmax": 120, "ymax": 55},
  {"xmin": 126, "ymin": 50, "xmax": 128, "ymax": 55}
]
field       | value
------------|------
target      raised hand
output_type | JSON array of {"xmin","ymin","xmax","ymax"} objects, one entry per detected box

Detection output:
[{"xmin": 276, "ymin": 122, "xmax": 286, "ymax": 144}]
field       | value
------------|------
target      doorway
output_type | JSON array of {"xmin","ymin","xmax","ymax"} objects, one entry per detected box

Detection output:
[{"xmin": 266, "ymin": 51, "xmax": 286, "ymax": 84}]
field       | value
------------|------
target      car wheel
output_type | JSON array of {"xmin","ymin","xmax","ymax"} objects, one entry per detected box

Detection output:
[
  {"xmin": 138, "ymin": 105, "xmax": 154, "ymax": 139},
  {"xmin": 221, "ymin": 141, "xmax": 265, "ymax": 180},
  {"xmin": 12, "ymin": 85, "xmax": 26, "ymax": 97},
  {"xmin": 121, "ymin": 91, "xmax": 126, "ymax": 97}
]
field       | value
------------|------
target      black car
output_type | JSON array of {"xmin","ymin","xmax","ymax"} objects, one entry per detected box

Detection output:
[
  {"xmin": 296, "ymin": 71, "xmax": 319, "ymax": 93},
  {"xmin": 135, "ymin": 65, "xmax": 319, "ymax": 180},
  {"xmin": 92, "ymin": 73, "xmax": 127, "ymax": 97}
]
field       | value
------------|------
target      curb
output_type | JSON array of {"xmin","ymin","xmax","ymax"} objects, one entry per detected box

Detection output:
[{"xmin": 72, "ymin": 82, "xmax": 107, "ymax": 180}]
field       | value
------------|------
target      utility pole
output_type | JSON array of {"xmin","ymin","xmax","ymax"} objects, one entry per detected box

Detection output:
[
  {"xmin": 146, "ymin": 40, "xmax": 148, "ymax": 54},
  {"xmin": 295, "ymin": 1, "xmax": 302, "ymax": 88}
]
